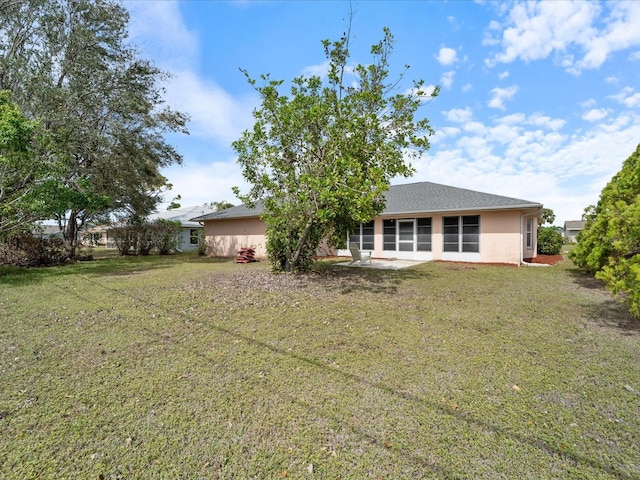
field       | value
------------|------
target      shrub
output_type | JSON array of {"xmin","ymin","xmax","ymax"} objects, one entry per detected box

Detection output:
[
  {"xmin": 149, "ymin": 219, "xmax": 181, "ymax": 255},
  {"xmin": 111, "ymin": 226, "xmax": 136, "ymax": 255},
  {"xmin": 537, "ymin": 226, "xmax": 563, "ymax": 255},
  {"xmin": 0, "ymin": 232, "xmax": 66, "ymax": 266}
]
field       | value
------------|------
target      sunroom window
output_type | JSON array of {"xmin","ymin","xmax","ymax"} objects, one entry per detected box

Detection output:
[
  {"xmin": 443, "ymin": 215, "xmax": 480, "ymax": 253},
  {"xmin": 349, "ymin": 221, "xmax": 374, "ymax": 250}
]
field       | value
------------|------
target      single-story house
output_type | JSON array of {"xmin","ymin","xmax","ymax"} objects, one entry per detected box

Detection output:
[
  {"xmin": 563, "ymin": 220, "xmax": 585, "ymax": 243},
  {"xmin": 33, "ymin": 224, "xmax": 64, "ymax": 239},
  {"xmin": 191, "ymin": 181, "xmax": 543, "ymax": 265},
  {"xmin": 83, "ymin": 206, "xmax": 216, "ymax": 251},
  {"xmin": 147, "ymin": 206, "xmax": 216, "ymax": 252}
]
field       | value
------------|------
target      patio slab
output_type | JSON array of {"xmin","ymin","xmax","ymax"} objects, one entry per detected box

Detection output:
[{"xmin": 336, "ymin": 259, "xmax": 427, "ymax": 270}]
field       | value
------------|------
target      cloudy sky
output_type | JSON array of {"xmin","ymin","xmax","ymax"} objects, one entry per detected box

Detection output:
[{"xmin": 125, "ymin": 0, "xmax": 640, "ymax": 225}]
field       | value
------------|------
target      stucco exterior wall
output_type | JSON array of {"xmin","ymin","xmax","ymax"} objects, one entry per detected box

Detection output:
[
  {"xmin": 341, "ymin": 208, "xmax": 540, "ymax": 264},
  {"xmin": 479, "ymin": 211, "xmax": 524, "ymax": 264},
  {"xmin": 204, "ymin": 217, "xmax": 267, "ymax": 257},
  {"xmin": 204, "ymin": 208, "xmax": 539, "ymax": 264}
]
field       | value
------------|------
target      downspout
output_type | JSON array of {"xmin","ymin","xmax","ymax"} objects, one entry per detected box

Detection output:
[{"xmin": 519, "ymin": 213, "xmax": 524, "ymax": 265}]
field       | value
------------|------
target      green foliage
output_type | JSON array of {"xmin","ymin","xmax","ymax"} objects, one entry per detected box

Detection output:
[
  {"xmin": 233, "ymin": 25, "xmax": 437, "ymax": 272},
  {"xmin": 150, "ymin": 219, "xmax": 182, "ymax": 255},
  {"xmin": 540, "ymin": 208, "xmax": 555, "ymax": 226},
  {"xmin": 110, "ymin": 219, "xmax": 182, "ymax": 256},
  {"xmin": 203, "ymin": 200, "xmax": 235, "ymax": 212},
  {"xmin": 0, "ymin": 1, "xmax": 188, "ymax": 257},
  {"xmin": 570, "ymin": 143, "xmax": 640, "ymax": 317},
  {"xmin": 0, "ymin": 90, "xmax": 50, "ymax": 232},
  {"xmin": 537, "ymin": 226, "xmax": 563, "ymax": 255}
]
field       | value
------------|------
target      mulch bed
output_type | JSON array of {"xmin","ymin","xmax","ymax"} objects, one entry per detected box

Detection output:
[{"xmin": 524, "ymin": 254, "xmax": 564, "ymax": 265}]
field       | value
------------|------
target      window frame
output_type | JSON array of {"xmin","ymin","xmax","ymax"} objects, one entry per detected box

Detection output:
[
  {"xmin": 189, "ymin": 228, "xmax": 200, "ymax": 245},
  {"xmin": 349, "ymin": 221, "xmax": 375, "ymax": 250},
  {"xmin": 443, "ymin": 215, "xmax": 480, "ymax": 253}
]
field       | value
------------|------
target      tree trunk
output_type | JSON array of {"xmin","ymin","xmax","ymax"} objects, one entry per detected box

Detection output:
[
  {"xmin": 288, "ymin": 216, "xmax": 315, "ymax": 272},
  {"xmin": 61, "ymin": 210, "xmax": 79, "ymax": 258}
]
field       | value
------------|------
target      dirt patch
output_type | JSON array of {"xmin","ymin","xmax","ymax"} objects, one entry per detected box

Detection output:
[{"xmin": 524, "ymin": 254, "xmax": 564, "ymax": 265}]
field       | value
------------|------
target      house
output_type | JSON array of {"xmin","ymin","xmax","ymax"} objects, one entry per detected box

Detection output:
[
  {"xmin": 563, "ymin": 220, "xmax": 585, "ymax": 243},
  {"xmin": 33, "ymin": 225, "xmax": 64, "ymax": 239},
  {"xmin": 191, "ymin": 181, "xmax": 543, "ymax": 265},
  {"xmin": 147, "ymin": 206, "xmax": 216, "ymax": 252}
]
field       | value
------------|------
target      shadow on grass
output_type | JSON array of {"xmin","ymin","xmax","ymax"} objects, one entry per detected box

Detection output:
[
  {"xmin": 0, "ymin": 253, "xmax": 229, "ymax": 287},
  {"xmin": 311, "ymin": 260, "xmax": 432, "ymax": 295},
  {"xmin": 567, "ymin": 266, "xmax": 640, "ymax": 335}
]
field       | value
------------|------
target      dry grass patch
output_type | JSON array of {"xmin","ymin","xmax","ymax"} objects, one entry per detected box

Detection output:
[{"xmin": 1, "ymin": 254, "xmax": 638, "ymax": 478}]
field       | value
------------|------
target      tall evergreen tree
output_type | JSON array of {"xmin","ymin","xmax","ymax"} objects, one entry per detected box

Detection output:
[{"xmin": 570, "ymin": 144, "xmax": 640, "ymax": 317}]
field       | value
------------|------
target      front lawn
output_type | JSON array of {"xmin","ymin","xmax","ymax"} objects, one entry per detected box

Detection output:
[{"xmin": 0, "ymin": 254, "xmax": 638, "ymax": 479}]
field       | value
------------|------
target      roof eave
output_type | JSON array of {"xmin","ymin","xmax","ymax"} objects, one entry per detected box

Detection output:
[{"xmin": 381, "ymin": 203, "xmax": 543, "ymax": 217}]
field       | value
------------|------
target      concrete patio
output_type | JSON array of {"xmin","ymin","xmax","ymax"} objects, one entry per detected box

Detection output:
[{"xmin": 336, "ymin": 259, "xmax": 427, "ymax": 270}]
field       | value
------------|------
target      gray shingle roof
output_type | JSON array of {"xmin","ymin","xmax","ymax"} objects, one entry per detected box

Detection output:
[
  {"xmin": 564, "ymin": 220, "xmax": 585, "ymax": 230},
  {"xmin": 190, "ymin": 181, "xmax": 541, "ymax": 222},
  {"xmin": 381, "ymin": 181, "xmax": 541, "ymax": 215}
]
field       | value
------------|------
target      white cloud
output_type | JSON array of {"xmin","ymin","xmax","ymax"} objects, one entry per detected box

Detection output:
[
  {"xmin": 444, "ymin": 107, "xmax": 473, "ymax": 123},
  {"xmin": 488, "ymin": 85, "xmax": 518, "ymax": 110},
  {"xmin": 126, "ymin": 1, "xmax": 199, "ymax": 71},
  {"xmin": 609, "ymin": 87, "xmax": 640, "ymax": 108},
  {"xmin": 164, "ymin": 71, "xmax": 256, "ymax": 145},
  {"xmin": 160, "ymin": 159, "xmax": 250, "ymax": 208},
  {"xmin": 498, "ymin": 71, "xmax": 510, "ymax": 80},
  {"xmin": 630, "ymin": 51, "xmax": 640, "ymax": 61},
  {"xmin": 582, "ymin": 108, "xmax": 610, "ymax": 122},
  {"xmin": 412, "ymin": 109, "xmax": 640, "ymax": 224},
  {"xmin": 462, "ymin": 83, "xmax": 473, "ymax": 92},
  {"xmin": 440, "ymin": 71, "xmax": 455, "ymax": 90},
  {"xmin": 485, "ymin": 1, "xmax": 640, "ymax": 74},
  {"xmin": 580, "ymin": 98, "xmax": 597, "ymax": 108},
  {"xmin": 302, "ymin": 60, "xmax": 331, "ymax": 77},
  {"xmin": 436, "ymin": 46, "xmax": 458, "ymax": 66}
]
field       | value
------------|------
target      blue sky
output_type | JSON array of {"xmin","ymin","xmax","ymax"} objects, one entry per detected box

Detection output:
[{"xmin": 125, "ymin": 0, "xmax": 640, "ymax": 225}]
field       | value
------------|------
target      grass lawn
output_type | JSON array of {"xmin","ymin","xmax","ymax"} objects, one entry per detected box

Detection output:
[{"xmin": 1, "ymin": 253, "xmax": 639, "ymax": 479}]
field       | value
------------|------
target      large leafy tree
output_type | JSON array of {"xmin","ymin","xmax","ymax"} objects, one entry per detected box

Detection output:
[
  {"xmin": 0, "ymin": 0, "xmax": 188, "ymax": 256},
  {"xmin": 233, "ymin": 27, "xmax": 438, "ymax": 272},
  {"xmin": 0, "ymin": 90, "xmax": 44, "ymax": 233},
  {"xmin": 570, "ymin": 143, "xmax": 640, "ymax": 317}
]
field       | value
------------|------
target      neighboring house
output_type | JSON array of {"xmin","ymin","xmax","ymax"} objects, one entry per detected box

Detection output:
[
  {"xmin": 33, "ymin": 225, "xmax": 64, "ymax": 239},
  {"xmin": 563, "ymin": 220, "xmax": 585, "ymax": 243},
  {"xmin": 148, "ymin": 206, "xmax": 216, "ymax": 252},
  {"xmin": 192, "ymin": 181, "xmax": 543, "ymax": 265}
]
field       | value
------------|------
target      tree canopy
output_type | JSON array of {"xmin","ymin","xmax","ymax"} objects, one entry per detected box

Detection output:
[
  {"xmin": 0, "ymin": 0, "xmax": 188, "ymax": 256},
  {"xmin": 233, "ymin": 26, "xmax": 438, "ymax": 272},
  {"xmin": 570, "ymin": 143, "xmax": 640, "ymax": 317},
  {"xmin": 0, "ymin": 90, "xmax": 44, "ymax": 233}
]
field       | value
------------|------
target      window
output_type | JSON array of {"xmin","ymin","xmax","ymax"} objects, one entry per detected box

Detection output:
[
  {"xmin": 443, "ymin": 217, "xmax": 459, "ymax": 252},
  {"xmin": 443, "ymin": 215, "xmax": 480, "ymax": 253},
  {"xmin": 417, "ymin": 218, "xmax": 432, "ymax": 252},
  {"xmin": 189, "ymin": 228, "xmax": 199, "ymax": 245},
  {"xmin": 526, "ymin": 218, "xmax": 533, "ymax": 248},
  {"xmin": 349, "ymin": 221, "xmax": 374, "ymax": 250},
  {"xmin": 398, "ymin": 220, "xmax": 414, "ymax": 251},
  {"xmin": 383, "ymin": 219, "xmax": 396, "ymax": 251}
]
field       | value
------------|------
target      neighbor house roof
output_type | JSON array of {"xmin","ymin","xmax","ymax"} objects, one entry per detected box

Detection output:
[
  {"xmin": 150, "ymin": 206, "xmax": 216, "ymax": 227},
  {"xmin": 564, "ymin": 220, "xmax": 585, "ymax": 230},
  {"xmin": 191, "ymin": 181, "xmax": 542, "ymax": 222}
]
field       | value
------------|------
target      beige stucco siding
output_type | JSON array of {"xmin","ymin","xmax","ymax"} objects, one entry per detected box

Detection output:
[
  {"xmin": 204, "ymin": 208, "xmax": 540, "ymax": 264},
  {"xmin": 204, "ymin": 217, "xmax": 267, "ymax": 257},
  {"xmin": 477, "ymin": 211, "xmax": 523, "ymax": 264}
]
